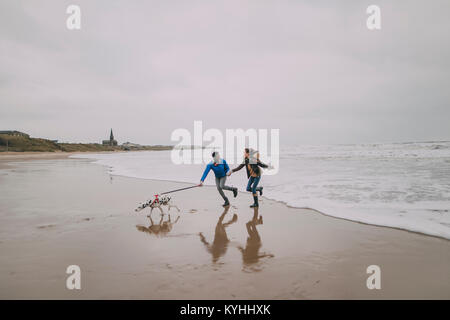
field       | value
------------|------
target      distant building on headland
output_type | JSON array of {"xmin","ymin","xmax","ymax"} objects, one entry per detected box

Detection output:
[
  {"xmin": 0, "ymin": 130, "xmax": 30, "ymax": 138},
  {"xmin": 102, "ymin": 129, "xmax": 118, "ymax": 146},
  {"xmin": 122, "ymin": 141, "xmax": 141, "ymax": 150}
]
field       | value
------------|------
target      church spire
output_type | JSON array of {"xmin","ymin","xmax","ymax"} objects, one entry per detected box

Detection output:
[{"xmin": 110, "ymin": 129, "xmax": 114, "ymax": 141}]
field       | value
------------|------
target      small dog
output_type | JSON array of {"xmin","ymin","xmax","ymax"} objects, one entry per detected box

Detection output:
[{"xmin": 135, "ymin": 195, "xmax": 180, "ymax": 216}]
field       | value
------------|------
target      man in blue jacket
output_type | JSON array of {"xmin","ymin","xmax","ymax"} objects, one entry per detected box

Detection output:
[{"xmin": 199, "ymin": 151, "xmax": 238, "ymax": 207}]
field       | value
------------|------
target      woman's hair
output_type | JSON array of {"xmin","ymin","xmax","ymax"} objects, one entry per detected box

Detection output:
[{"xmin": 247, "ymin": 148, "xmax": 259, "ymax": 164}]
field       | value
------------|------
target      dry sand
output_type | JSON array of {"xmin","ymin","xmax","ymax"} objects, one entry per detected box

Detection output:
[
  {"xmin": 0, "ymin": 154, "xmax": 449, "ymax": 299},
  {"xmin": 0, "ymin": 152, "xmax": 71, "ymax": 169}
]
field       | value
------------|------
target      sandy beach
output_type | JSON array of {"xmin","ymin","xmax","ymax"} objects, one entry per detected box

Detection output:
[
  {"xmin": 0, "ymin": 153, "xmax": 449, "ymax": 299},
  {"xmin": 0, "ymin": 152, "xmax": 70, "ymax": 169}
]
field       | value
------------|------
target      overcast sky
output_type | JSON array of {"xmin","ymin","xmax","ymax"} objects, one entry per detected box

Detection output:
[{"xmin": 1, "ymin": 0, "xmax": 449, "ymax": 145}]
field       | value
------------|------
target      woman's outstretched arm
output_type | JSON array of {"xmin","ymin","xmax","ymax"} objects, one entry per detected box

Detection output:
[
  {"xmin": 232, "ymin": 162, "xmax": 245, "ymax": 173},
  {"xmin": 257, "ymin": 159, "xmax": 268, "ymax": 168}
]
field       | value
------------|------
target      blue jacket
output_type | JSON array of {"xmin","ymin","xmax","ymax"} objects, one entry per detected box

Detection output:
[{"xmin": 200, "ymin": 159, "xmax": 230, "ymax": 181}]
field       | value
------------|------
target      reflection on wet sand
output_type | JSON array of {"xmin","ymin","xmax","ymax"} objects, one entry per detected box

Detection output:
[
  {"xmin": 136, "ymin": 213, "xmax": 180, "ymax": 237},
  {"xmin": 238, "ymin": 207, "xmax": 274, "ymax": 270},
  {"xmin": 199, "ymin": 206, "xmax": 238, "ymax": 263},
  {"xmin": 136, "ymin": 206, "xmax": 273, "ymax": 272}
]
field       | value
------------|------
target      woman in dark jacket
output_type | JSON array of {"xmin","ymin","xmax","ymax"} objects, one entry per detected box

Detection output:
[{"xmin": 230, "ymin": 148, "xmax": 268, "ymax": 207}]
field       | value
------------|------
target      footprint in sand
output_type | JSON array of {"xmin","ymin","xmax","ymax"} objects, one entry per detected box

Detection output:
[
  {"xmin": 75, "ymin": 217, "xmax": 94, "ymax": 223},
  {"xmin": 37, "ymin": 224, "xmax": 57, "ymax": 229},
  {"xmin": 189, "ymin": 209, "xmax": 198, "ymax": 214}
]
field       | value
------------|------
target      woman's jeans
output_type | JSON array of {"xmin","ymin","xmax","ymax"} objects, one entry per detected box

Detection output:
[{"xmin": 246, "ymin": 176, "xmax": 261, "ymax": 195}]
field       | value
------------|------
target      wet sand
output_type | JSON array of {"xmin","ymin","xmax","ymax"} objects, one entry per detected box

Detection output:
[{"xmin": 0, "ymin": 156, "xmax": 449, "ymax": 299}]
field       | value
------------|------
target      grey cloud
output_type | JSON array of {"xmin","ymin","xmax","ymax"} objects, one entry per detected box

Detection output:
[{"xmin": 0, "ymin": 0, "xmax": 449, "ymax": 145}]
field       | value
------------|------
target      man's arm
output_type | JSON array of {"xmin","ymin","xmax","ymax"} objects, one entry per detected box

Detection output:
[
  {"xmin": 200, "ymin": 164, "xmax": 211, "ymax": 182},
  {"xmin": 223, "ymin": 159, "xmax": 230, "ymax": 173}
]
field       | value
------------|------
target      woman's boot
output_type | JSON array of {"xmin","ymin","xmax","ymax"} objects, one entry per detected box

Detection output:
[{"xmin": 250, "ymin": 195, "xmax": 259, "ymax": 208}]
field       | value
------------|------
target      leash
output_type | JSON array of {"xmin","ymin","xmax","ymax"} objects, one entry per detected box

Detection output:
[{"xmin": 160, "ymin": 185, "xmax": 200, "ymax": 195}]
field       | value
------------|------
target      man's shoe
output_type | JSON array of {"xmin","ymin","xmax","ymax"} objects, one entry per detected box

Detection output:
[
  {"xmin": 232, "ymin": 187, "xmax": 238, "ymax": 198},
  {"xmin": 223, "ymin": 199, "xmax": 230, "ymax": 207},
  {"xmin": 250, "ymin": 203, "xmax": 259, "ymax": 208}
]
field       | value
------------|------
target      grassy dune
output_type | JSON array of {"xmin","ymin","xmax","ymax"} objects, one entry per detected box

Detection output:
[{"xmin": 0, "ymin": 134, "xmax": 172, "ymax": 152}]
